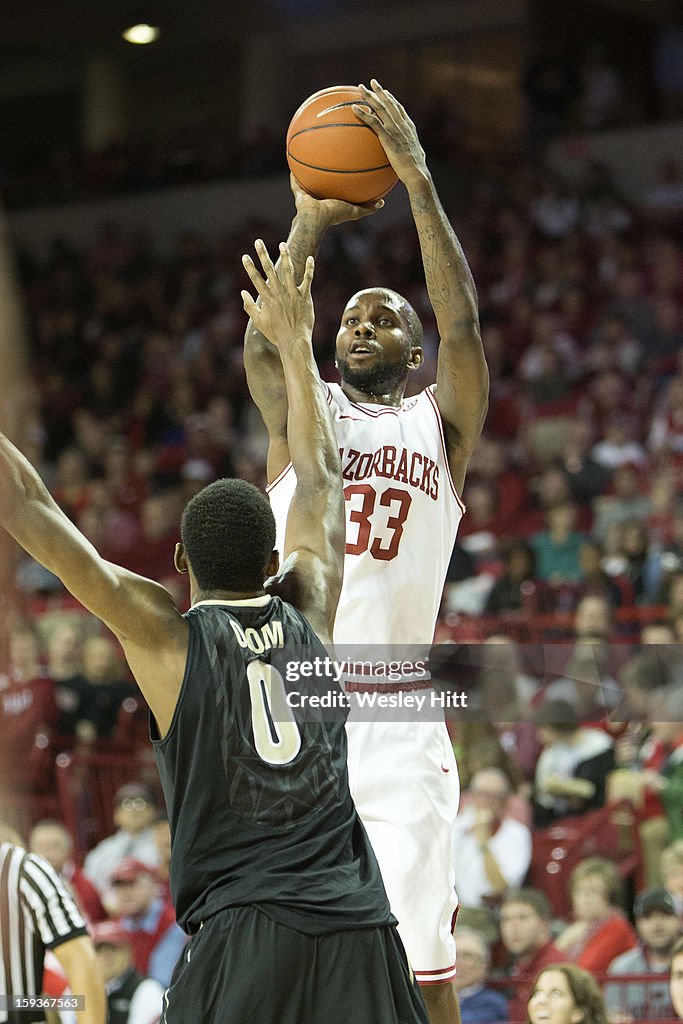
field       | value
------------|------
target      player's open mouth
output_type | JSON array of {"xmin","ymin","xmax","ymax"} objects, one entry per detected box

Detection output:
[{"xmin": 349, "ymin": 344, "xmax": 377, "ymax": 357}]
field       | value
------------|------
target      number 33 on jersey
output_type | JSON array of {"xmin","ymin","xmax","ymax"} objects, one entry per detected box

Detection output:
[{"xmin": 269, "ymin": 382, "xmax": 465, "ymax": 648}]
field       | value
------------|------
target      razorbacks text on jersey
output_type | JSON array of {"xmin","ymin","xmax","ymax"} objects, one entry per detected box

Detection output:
[
  {"xmin": 151, "ymin": 596, "xmax": 394, "ymax": 937},
  {"xmin": 268, "ymin": 383, "xmax": 465, "ymax": 651}
]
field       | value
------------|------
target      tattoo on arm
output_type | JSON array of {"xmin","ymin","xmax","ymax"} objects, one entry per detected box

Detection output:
[
  {"xmin": 410, "ymin": 184, "xmax": 478, "ymax": 330},
  {"xmin": 416, "ymin": 222, "xmax": 451, "ymax": 313},
  {"xmin": 411, "ymin": 193, "xmax": 430, "ymax": 216},
  {"xmin": 246, "ymin": 212, "xmax": 327, "ymax": 355},
  {"xmin": 288, "ymin": 213, "xmax": 328, "ymax": 275}
]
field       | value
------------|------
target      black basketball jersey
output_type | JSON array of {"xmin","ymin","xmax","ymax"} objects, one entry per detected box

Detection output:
[{"xmin": 151, "ymin": 595, "xmax": 394, "ymax": 936}]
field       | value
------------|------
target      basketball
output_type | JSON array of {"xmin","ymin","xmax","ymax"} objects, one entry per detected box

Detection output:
[{"xmin": 286, "ymin": 86, "xmax": 399, "ymax": 205}]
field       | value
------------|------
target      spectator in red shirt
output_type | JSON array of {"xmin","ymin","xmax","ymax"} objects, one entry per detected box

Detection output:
[
  {"xmin": 499, "ymin": 888, "xmax": 565, "ymax": 1024},
  {"xmin": 29, "ymin": 819, "xmax": 106, "ymax": 923},
  {"xmin": 119, "ymin": 493, "xmax": 179, "ymax": 581},
  {"xmin": 555, "ymin": 857, "xmax": 637, "ymax": 972},
  {"xmin": 468, "ymin": 437, "xmax": 529, "ymax": 534},
  {"xmin": 0, "ymin": 625, "xmax": 57, "ymax": 788}
]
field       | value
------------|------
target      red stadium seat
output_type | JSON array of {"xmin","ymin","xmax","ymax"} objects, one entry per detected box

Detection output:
[{"xmin": 527, "ymin": 800, "xmax": 641, "ymax": 918}]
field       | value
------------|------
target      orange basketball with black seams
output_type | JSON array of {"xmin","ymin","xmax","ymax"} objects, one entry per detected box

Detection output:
[{"xmin": 286, "ymin": 86, "xmax": 399, "ymax": 205}]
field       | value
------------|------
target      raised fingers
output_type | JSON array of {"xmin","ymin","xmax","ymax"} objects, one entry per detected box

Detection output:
[
  {"xmin": 352, "ymin": 99, "xmax": 387, "ymax": 137},
  {"xmin": 298, "ymin": 255, "xmax": 315, "ymax": 299},
  {"xmin": 278, "ymin": 242, "xmax": 296, "ymax": 282},
  {"xmin": 241, "ymin": 252, "xmax": 268, "ymax": 298},
  {"xmin": 357, "ymin": 83, "xmax": 399, "ymax": 133},
  {"xmin": 369, "ymin": 79, "xmax": 405, "ymax": 115},
  {"xmin": 241, "ymin": 237, "xmax": 280, "ymax": 297},
  {"xmin": 240, "ymin": 289, "xmax": 259, "ymax": 319},
  {"xmin": 254, "ymin": 237, "xmax": 277, "ymax": 280},
  {"xmin": 363, "ymin": 80, "xmax": 407, "ymax": 126}
]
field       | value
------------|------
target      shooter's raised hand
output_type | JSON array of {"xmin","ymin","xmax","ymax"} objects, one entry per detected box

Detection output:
[
  {"xmin": 352, "ymin": 79, "xmax": 428, "ymax": 188},
  {"xmin": 241, "ymin": 239, "xmax": 315, "ymax": 350},
  {"xmin": 290, "ymin": 173, "xmax": 384, "ymax": 227}
]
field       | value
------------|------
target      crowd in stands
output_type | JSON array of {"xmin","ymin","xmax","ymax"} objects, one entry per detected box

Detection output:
[
  {"xmin": 0, "ymin": 80, "xmax": 682, "ymax": 1022},
  {"xmin": 3, "ymin": 791, "xmax": 683, "ymax": 1022},
  {"xmin": 4, "ymin": 152, "xmax": 683, "ymax": 621}
]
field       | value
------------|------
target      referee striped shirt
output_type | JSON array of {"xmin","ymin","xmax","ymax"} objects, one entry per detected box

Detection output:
[{"xmin": 0, "ymin": 842, "xmax": 87, "ymax": 1024}]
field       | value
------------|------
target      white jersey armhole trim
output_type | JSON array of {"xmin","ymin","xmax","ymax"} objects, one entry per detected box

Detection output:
[
  {"xmin": 266, "ymin": 461, "xmax": 293, "ymax": 494},
  {"xmin": 425, "ymin": 386, "xmax": 466, "ymax": 514},
  {"xmin": 266, "ymin": 383, "xmax": 333, "ymax": 494}
]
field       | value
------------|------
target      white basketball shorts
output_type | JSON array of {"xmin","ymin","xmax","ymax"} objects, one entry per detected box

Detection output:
[{"xmin": 345, "ymin": 712, "xmax": 460, "ymax": 985}]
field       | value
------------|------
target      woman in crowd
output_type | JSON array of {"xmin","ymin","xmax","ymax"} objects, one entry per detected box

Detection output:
[
  {"xmin": 554, "ymin": 857, "xmax": 637, "ymax": 972},
  {"xmin": 527, "ymin": 964, "xmax": 608, "ymax": 1024}
]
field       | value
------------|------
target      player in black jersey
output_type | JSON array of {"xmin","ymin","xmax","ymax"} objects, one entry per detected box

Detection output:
[{"xmin": 0, "ymin": 230, "xmax": 428, "ymax": 1024}]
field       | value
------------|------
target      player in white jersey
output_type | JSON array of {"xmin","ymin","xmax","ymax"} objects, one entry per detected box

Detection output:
[
  {"xmin": 268, "ymin": 382, "xmax": 464, "ymax": 647},
  {"xmin": 245, "ymin": 81, "xmax": 489, "ymax": 1024}
]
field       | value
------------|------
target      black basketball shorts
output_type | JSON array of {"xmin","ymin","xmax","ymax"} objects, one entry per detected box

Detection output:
[{"xmin": 160, "ymin": 905, "xmax": 429, "ymax": 1024}]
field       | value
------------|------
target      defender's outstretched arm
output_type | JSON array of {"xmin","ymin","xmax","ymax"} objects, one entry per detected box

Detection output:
[{"xmin": 242, "ymin": 241, "xmax": 344, "ymax": 642}]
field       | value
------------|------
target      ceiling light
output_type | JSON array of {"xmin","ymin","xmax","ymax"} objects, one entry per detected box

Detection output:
[{"xmin": 122, "ymin": 23, "xmax": 160, "ymax": 44}]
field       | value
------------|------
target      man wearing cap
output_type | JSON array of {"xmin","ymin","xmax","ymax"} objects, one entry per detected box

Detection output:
[
  {"xmin": 83, "ymin": 784, "xmax": 160, "ymax": 898},
  {"xmin": 110, "ymin": 858, "xmax": 186, "ymax": 987},
  {"xmin": 92, "ymin": 920, "xmax": 164, "ymax": 1024},
  {"xmin": 606, "ymin": 888, "xmax": 682, "ymax": 1022}
]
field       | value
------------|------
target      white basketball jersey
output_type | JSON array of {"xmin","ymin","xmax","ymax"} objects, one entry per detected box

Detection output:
[{"xmin": 268, "ymin": 382, "xmax": 465, "ymax": 648}]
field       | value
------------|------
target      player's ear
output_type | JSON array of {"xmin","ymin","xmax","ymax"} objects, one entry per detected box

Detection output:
[
  {"xmin": 174, "ymin": 543, "xmax": 189, "ymax": 575},
  {"xmin": 266, "ymin": 550, "xmax": 280, "ymax": 578},
  {"xmin": 407, "ymin": 346, "xmax": 423, "ymax": 371}
]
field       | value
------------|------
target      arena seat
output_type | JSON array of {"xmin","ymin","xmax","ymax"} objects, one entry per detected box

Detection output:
[{"xmin": 527, "ymin": 799, "xmax": 641, "ymax": 918}]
